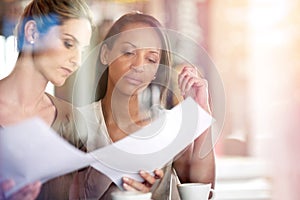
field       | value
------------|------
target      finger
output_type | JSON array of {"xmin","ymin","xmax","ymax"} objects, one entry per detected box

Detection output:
[
  {"xmin": 28, "ymin": 182, "xmax": 41, "ymax": 199},
  {"xmin": 1, "ymin": 180, "xmax": 15, "ymax": 200},
  {"xmin": 182, "ymin": 76, "xmax": 197, "ymax": 97},
  {"xmin": 139, "ymin": 171, "xmax": 156, "ymax": 185},
  {"xmin": 184, "ymin": 77, "xmax": 198, "ymax": 93},
  {"xmin": 13, "ymin": 187, "xmax": 39, "ymax": 200},
  {"xmin": 154, "ymin": 169, "xmax": 164, "ymax": 179},
  {"xmin": 9, "ymin": 181, "xmax": 41, "ymax": 200},
  {"xmin": 14, "ymin": 191, "xmax": 36, "ymax": 200},
  {"xmin": 9, "ymin": 188, "xmax": 32, "ymax": 200},
  {"xmin": 182, "ymin": 65, "xmax": 198, "ymax": 76},
  {"xmin": 178, "ymin": 73, "xmax": 193, "ymax": 95},
  {"xmin": 122, "ymin": 177, "xmax": 149, "ymax": 193},
  {"xmin": 185, "ymin": 77, "xmax": 208, "ymax": 93},
  {"xmin": 123, "ymin": 183, "xmax": 136, "ymax": 192},
  {"xmin": 178, "ymin": 71, "xmax": 186, "ymax": 89},
  {"xmin": 178, "ymin": 67, "xmax": 198, "ymax": 91},
  {"xmin": 1, "ymin": 180, "xmax": 15, "ymax": 192},
  {"xmin": 177, "ymin": 66, "xmax": 191, "ymax": 85}
]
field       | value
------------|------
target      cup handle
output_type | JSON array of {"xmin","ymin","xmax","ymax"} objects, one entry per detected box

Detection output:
[{"xmin": 208, "ymin": 188, "xmax": 215, "ymax": 200}]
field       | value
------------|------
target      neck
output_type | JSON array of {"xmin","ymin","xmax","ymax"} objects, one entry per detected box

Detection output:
[
  {"xmin": 102, "ymin": 88, "xmax": 151, "ymax": 131},
  {"xmin": 0, "ymin": 54, "xmax": 49, "ymax": 107},
  {"xmin": 102, "ymin": 90, "xmax": 139, "ymax": 121}
]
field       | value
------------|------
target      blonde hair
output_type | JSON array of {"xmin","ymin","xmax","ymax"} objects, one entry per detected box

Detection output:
[{"xmin": 15, "ymin": 0, "xmax": 94, "ymax": 52}]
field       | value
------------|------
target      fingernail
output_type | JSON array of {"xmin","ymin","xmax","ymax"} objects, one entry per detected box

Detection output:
[
  {"xmin": 140, "ymin": 170, "xmax": 146, "ymax": 175},
  {"xmin": 123, "ymin": 177, "xmax": 129, "ymax": 182}
]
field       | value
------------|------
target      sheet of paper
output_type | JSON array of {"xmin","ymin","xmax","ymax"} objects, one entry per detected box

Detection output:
[
  {"xmin": 0, "ymin": 118, "xmax": 94, "ymax": 197},
  {"xmin": 89, "ymin": 97, "xmax": 214, "ymax": 188},
  {"xmin": 0, "ymin": 97, "xmax": 214, "ymax": 196}
]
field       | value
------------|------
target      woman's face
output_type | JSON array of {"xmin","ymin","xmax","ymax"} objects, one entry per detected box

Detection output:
[
  {"xmin": 33, "ymin": 18, "xmax": 92, "ymax": 86},
  {"xmin": 105, "ymin": 23, "xmax": 162, "ymax": 96}
]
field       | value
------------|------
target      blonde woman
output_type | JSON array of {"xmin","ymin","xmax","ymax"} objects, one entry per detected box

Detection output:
[{"xmin": 0, "ymin": 0, "xmax": 93, "ymax": 199}]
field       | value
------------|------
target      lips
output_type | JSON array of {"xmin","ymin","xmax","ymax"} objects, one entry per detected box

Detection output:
[
  {"xmin": 60, "ymin": 67, "xmax": 73, "ymax": 76},
  {"xmin": 124, "ymin": 75, "xmax": 143, "ymax": 85}
]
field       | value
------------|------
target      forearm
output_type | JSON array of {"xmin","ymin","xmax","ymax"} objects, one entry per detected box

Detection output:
[
  {"xmin": 189, "ymin": 149, "xmax": 215, "ymax": 187},
  {"xmin": 174, "ymin": 151, "xmax": 215, "ymax": 186},
  {"xmin": 173, "ymin": 144, "xmax": 193, "ymax": 183},
  {"xmin": 189, "ymin": 128, "xmax": 216, "ymax": 186},
  {"xmin": 174, "ymin": 129, "xmax": 216, "ymax": 186}
]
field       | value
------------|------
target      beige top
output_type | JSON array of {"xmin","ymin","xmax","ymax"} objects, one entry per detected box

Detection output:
[
  {"xmin": 36, "ymin": 94, "xmax": 88, "ymax": 200},
  {"xmin": 76, "ymin": 101, "xmax": 180, "ymax": 200}
]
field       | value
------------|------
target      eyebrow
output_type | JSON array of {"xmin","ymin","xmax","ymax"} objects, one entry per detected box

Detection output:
[
  {"xmin": 122, "ymin": 42, "xmax": 161, "ymax": 55},
  {"xmin": 63, "ymin": 33, "xmax": 79, "ymax": 44},
  {"xmin": 122, "ymin": 41, "xmax": 136, "ymax": 48},
  {"xmin": 63, "ymin": 33, "xmax": 91, "ymax": 50}
]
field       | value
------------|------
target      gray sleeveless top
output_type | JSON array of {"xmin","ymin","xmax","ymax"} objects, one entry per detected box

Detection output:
[{"xmin": 36, "ymin": 94, "xmax": 88, "ymax": 200}]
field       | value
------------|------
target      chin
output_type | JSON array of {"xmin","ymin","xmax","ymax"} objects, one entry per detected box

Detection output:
[{"xmin": 51, "ymin": 80, "xmax": 66, "ymax": 87}]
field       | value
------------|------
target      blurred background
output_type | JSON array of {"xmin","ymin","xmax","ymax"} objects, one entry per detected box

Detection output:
[{"xmin": 1, "ymin": 0, "xmax": 300, "ymax": 199}]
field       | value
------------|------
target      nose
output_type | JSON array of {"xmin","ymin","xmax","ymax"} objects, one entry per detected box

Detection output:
[
  {"xmin": 131, "ymin": 53, "xmax": 145, "ymax": 72},
  {"xmin": 70, "ymin": 49, "xmax": 81, "ymax": 69}
]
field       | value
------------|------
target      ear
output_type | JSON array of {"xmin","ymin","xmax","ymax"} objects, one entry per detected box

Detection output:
[
  {"xmin": 100, "ymin": 44, "xmax": 109, "ymax": 65},
  {"xmin": 24, "ymin": 20, "xmax": 39, "ymax": 44}
]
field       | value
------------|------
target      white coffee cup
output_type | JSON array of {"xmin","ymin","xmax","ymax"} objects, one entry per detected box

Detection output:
[
  {"xmin": 111, "ymin": 191, "xmax": 152, "ymax": 200},
  {"xmin": 177, "ymin": 183, "xmax": 215, "ymax": 200}
]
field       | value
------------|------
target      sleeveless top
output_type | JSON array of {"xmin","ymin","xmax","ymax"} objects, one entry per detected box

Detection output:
[
  {"xmin": 36, "ymin": 94, "xmax": 88, "ymax": 200},
  {"xmin": 75, "ymin": 101, "xmax": 181, "ymax": 200}
]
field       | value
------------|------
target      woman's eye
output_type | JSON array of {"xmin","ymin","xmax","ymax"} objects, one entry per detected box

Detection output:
[
  {"xmin": 148, "ymin": 58, "xmax": 158, "ymax": 64},
  {"xmin": 64, "ymin": 39, "xmax": 74, "ymax": 49},
  {"xmin": 125, "ymin": 51, "xmax": 133, "ymax": 55},
  {"xmin": 123, "ymin": 51, "xmax": 135, "ymax": 56}
]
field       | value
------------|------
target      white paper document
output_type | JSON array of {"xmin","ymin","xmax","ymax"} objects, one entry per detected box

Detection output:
[
  {"xmin": 0, "ymin": 97, "xmax": 214, "ymax": 197},
  {"xmin": 89, "ymin": 97, "xmax": 214, "ymax": 188},
  {"xmin": 0, "ymin": 118, "xmax": 94, "ymax": 197}
]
